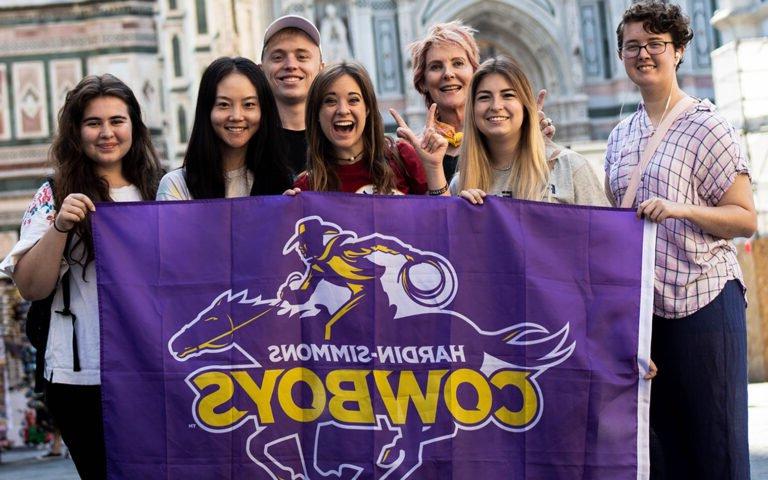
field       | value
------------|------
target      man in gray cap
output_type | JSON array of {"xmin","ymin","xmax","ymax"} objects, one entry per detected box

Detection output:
[{"xmin": 262, "ymin": 15, "xmax": 324, "ymax": 175}]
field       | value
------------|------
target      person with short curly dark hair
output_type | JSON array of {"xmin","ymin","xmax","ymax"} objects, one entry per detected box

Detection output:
[
  {"xmin": 606, "ymin": 1, "xmax": 755, "ymax": 478},
  {"xmin": 616, "ymin": 1, "xmax": 693, "ymax": 70}
]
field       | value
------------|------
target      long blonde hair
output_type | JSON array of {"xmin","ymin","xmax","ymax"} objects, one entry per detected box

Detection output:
[{"xmin": 458, "ymin": 57, "xmax": 549, "ymax": 200}]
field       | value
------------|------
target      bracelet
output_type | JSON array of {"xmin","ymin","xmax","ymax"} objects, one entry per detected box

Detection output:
[
  {"xmin": 52, "ymin": 221, "xmax": 71, "ymax": 234},
  {"xmin": 428, "ymin": 183, "xmax": 449, "ymax": 196}
]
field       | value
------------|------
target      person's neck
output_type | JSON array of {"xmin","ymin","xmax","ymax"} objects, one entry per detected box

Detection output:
[
  {"xmin": 221, "ymin": 149, "xmax": 246, "ymax": 172},
  {"xmin": 438, "ymin": 105, "xmax": 463, "ymax": 131},
  {"xmin": 642, "ymin": 83, "xmax": 685, "ymax": 127},
  {"xmin": 486, "ymin": 135, "xmax": 520, "ymax": 170},
  {"xmin": 97, "ymin": 167, "xmax": 130, "ymax": 189},
  {"xmin": 278, "ymin": 101, "xmax": 306, "ymax": 131}
]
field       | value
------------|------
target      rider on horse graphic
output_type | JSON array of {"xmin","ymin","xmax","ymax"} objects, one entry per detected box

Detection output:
[{"xmin": 279, "ymin": 216, "xmax": 454, "ymax": 340}]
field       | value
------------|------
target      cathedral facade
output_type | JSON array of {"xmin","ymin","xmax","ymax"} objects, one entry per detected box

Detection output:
[
  {"xmin": 0, "ymin": 0, "xmax": 722, "ymax": 230},
  {"xmin": 160, "ymin": 0, "xmax": 720, "ymax": 163}
]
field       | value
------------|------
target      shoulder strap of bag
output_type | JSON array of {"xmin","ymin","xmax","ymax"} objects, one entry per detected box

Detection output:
[
  {"xmin": 620, "ymin": 95, "xmax": 697, "ymax": 208},
  {"xmin": 48, "ymin": 176, "xmax": 80, "ymax": 372},
  {"xmin": 53, "ymin": 270, "xmax": 78, "ymax": 371}
]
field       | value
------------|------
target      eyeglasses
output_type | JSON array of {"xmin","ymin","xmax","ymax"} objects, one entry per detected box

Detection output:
[{"xmin": 621, "ymin": 41, "xmax": 674, "ymax": 58}]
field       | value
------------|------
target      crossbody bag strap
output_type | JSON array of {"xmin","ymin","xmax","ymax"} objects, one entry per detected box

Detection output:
[
  {"xmin": 49, "ymin": 177, "xmax": 81, "ymax": 373},
  {"xmin": 620, "ymin": 95, "xmax": 697, "ymax": 208},
  {"xmin": 54, "ymin": 268, "xmax": 80, "ymax": 372}
]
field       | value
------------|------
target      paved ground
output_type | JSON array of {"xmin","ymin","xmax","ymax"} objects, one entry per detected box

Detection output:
[
  {"xmin": 0, "ymin": 383, "xmax": 766, "ymax": 479},
  {"xmin": 0, "ymin": 447, "xmax": 77, "ymax": 479},
  {"xmin": 750, "ymin": 382, "xmax": 768, "ymax": 479}
]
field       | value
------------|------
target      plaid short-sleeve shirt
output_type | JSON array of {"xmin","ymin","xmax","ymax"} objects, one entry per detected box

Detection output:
[{"xmin": 605, "ymin": 99, "xmax": 749, "ymax": 319}]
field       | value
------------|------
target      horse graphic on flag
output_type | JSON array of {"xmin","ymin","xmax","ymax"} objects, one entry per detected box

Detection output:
[{"xmin": 167, "ymin": 215, "xmax": 575, "ymax": 480}]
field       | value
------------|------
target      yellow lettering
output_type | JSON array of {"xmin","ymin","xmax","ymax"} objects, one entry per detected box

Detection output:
[
  {"xmin": 193, "ymin": 371, "xmax": 246, "ymax": 428},
  {"xmin": 231, "ymin": 370, "xmax": 283, "ymax": 424},
  {"xmin": 491, "ymin": 370, "xmax": 539, "ymax": 427},
  {"xmin": 373, "ymin": 370, "xmax": 447, "ymax": 424},
  {"xmin": 443, "ymin": 369, "xmax": 492, "ymax": 425},
  {"xmin": 277, "ymin": 367, "xmax": 326, "ymax": 422},
  {"xmin": 326, "ymin": 370, "xmax": 374, "ymax": 423}
]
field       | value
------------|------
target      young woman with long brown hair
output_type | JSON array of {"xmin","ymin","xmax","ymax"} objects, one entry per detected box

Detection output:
[
  {"xmin": 0, "ymin": 74, "xmax": 162, "ymax": 478},
  {"xmin": 285, "ymin": 62, "xmax": 449, "ymax": 196}
]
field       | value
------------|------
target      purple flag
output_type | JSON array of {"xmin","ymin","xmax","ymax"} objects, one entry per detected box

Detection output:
[{"xmin": 94, "ymin": 193, "xmax": 655, "ymax": 479}]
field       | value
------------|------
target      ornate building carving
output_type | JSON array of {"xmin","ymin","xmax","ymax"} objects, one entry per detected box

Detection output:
[{"xmin": 0, "ymin": 0, "xmax": 164, "ymax": 229}]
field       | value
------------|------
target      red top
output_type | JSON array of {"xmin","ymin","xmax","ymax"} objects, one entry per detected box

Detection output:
[{"xmin": 294, "ymin": 141, "xmax": 427, "ymax": 195}]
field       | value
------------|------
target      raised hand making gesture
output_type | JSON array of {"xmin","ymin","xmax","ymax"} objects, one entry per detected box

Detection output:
[
  {"xmin": 389, "ymin": 104, "xmax": 450, "ymax": 196},
  {"xmin": 536, "ymin": 89, "xmax": 556, "ymax": 139}
]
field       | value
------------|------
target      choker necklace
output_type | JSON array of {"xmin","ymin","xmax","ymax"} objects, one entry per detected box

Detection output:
[
  {"xmin": 336, "ymin": 151, "xmax": 364, "ymax": 164},
  {"xmin": 492, "ymin": 162, "xmax": 513, "ymax": 172}
]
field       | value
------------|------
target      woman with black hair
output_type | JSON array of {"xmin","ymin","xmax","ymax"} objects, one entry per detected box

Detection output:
[
  {"xmin": 157, "ymin": 56, "xmax": 292, "ymax": 199},
  {"xmin": 0, "ymin": 74, "xmax": 162, "ymax": 478}
]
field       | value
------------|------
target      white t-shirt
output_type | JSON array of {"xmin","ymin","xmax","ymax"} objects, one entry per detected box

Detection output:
[
  {"xmin": 156, "ymin": 167, "xmax": 254, "ymax": 200},
  {"xmin": 0, "ymin": 182, "xmax": 142, "ymax": 385}
]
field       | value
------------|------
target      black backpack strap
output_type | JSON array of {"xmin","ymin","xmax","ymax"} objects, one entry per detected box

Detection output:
[
  {"xmin": 53, "ymin": 269, "xmax": 79, "ymax": 372},
  {"xmin": 48, "ymin": 177, "xmax": 80, "ymax": 373}
]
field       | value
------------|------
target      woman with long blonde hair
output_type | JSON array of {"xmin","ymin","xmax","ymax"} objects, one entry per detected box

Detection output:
[{"xmin": 454, "ymin": 57, "xmax": 607, "ymax": 206}]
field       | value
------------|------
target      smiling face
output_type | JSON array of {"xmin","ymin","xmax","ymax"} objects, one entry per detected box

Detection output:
[
  {"xmin": 473, "ymin": 73, "xmax": 525, "ymax": 144},
  {"xmin": 423, "ymin": 43, "xmax": 474, "ymax": 114},
  {"xmin": 318, "ymin": 74, "xmax": 367, "ymax": 159},
  {"xmin": 620, "ymin": 21, "xmax": 681, "ymax": 93},
  {"xmin": 262, "ymin": 30, "xmax": 323, "ymax": 107},
  {"xmin": 210, "ymin": 72, "xmax": 261, "ymax": 157},
  {"xmin": 80, "ymin": 96, "xmax": 132, "ymax": 175}
]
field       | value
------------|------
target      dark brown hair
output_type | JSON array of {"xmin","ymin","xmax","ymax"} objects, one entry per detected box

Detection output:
[
  {"xmin": 616, "ymin": 0, "xmax": 693, "ymax": 68},
  {"xmin": 51, "ymin": 74, "xmax": 161, "ymax": 273},
  {"xmin": 304, "ymin": 62, "xmax": 399, "ymax": 194}
]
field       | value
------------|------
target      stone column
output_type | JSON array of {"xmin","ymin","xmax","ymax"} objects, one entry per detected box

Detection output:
[
  {"xmin": 348, "ymin": 1, "xmax": 377, "ymax": 94},
  {"xmin": 395, "ymin": 0, "xmax": 425, "ymax": 128}
]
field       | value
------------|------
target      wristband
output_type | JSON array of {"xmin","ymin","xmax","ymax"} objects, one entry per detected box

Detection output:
[{"xmin": 428, "ymin": 183, "xmax": 449, "ymax": 196}]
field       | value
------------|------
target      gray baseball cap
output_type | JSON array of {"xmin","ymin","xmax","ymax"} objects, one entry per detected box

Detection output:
[{"xmin": 262, "ymin": 15, "xmax": 321, "ymax": 54}]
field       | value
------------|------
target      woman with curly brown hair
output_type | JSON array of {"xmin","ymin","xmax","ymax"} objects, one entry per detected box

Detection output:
[
  {"xmin": 0, "ymin": 74, "xmax": 162, "ymax": 478},
  {"xmin": 606, "ymin": 1, "xmax": 755, "ymax": 477}
]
